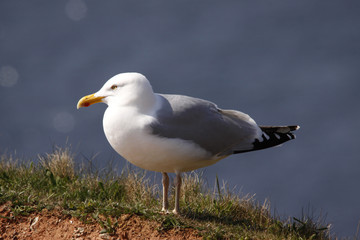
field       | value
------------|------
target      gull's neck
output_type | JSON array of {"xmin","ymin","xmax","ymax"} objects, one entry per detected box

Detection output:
[{"xmin": 135, "ymin": 91, "xmax": 158, "ymax": 114}]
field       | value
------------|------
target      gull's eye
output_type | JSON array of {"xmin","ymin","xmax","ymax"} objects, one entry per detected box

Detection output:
[{"xmin": 111, "ymin": 85, "xmax": 117, "ymax": 90}]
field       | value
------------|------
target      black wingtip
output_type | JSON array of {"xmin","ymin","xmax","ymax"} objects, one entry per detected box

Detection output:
[
  {"xmin": 259, "ymin": 125, "xmax": 299, "ymax": 133},
  {"xmin": 233, "ymin": 125, "xmax": 299, "ymax": 154},
  {"xmin": 289, "ymin": 125, "xmax": 300, "ymax": 131}
]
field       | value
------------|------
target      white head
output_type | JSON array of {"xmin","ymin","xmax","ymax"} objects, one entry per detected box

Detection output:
[{"xmin": 77, "ymin": 72, "xmax": 155, "ymax": 110}]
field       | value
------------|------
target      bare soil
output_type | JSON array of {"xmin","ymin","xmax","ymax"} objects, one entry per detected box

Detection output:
[{"xmin": 0, "ymin": 202, "xmax": 202, "ymax": 240}]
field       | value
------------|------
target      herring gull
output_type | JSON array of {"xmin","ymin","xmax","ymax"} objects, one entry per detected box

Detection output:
[{"xmin": 77, "ymin": 72, "xmax": 299, "ymax": 214}]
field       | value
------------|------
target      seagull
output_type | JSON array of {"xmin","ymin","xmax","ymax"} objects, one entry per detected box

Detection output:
[{"xmin": 77, "ymin": 72, "xmax": 299, "ymax": 214}]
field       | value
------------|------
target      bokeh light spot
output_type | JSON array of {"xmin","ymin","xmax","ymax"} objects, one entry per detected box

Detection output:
[
  {"xmin": 0, "ymin": 65, "xmax": 19, "ymax": 87},
  {"xmin": 53, "ymin": 111, "xmax": 75, "ymax": 133},
  {"xmin": 65, "ymin": 0, "xmax": 87, "ymax": 21}
]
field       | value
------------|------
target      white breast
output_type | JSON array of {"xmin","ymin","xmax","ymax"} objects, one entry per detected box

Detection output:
[{"xmin": 102, "ymin": 106, "xmax": 219, "ymax": 173}]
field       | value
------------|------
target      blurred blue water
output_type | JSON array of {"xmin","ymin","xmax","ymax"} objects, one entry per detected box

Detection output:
[{"xmin": 1, "ymin": 1, "xmax": 360, "ymax": 237}]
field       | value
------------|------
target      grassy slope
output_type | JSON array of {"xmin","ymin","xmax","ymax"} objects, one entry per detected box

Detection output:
[{"xmin": 0, "ymin": 147, "xmax": 331, "ymax": 239}]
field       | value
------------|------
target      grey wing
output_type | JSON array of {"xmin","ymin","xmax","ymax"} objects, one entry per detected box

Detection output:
[{"xmin": 149, "ymin": 94, "xmax": 262, "ymax": 156}]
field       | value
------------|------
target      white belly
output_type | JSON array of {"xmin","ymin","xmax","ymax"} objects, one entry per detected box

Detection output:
[{"xmin": 103, "ymin": 107, "xmax": 219, "ymax": 173}]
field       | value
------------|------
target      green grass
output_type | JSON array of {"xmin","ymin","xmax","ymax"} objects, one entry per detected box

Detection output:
[{"xmin": 0, "ymin": 147, "xmax": 332, "ymax": 239}]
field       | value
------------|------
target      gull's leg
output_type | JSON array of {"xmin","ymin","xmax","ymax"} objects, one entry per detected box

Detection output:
[
  {"xmin": 161, "ymin": 172, "xmax": 169, "ymax": 212},
  {"xmin": 173, "ymin": 171, "xmax": 182, "ymax": 214}
]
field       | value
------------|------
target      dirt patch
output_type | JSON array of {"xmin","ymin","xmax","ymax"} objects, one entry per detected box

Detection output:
[{"xmin": 0, "ymin": 202, "xmax": 202, "ymax": 240}]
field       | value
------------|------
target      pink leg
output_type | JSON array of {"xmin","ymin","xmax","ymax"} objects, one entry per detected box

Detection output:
[
  {"xmin": 173, "ymin": 172, "xmax": 181, "ymax": 214},
  {"xmin": 162, "ymin": 172, "xmax": 169, "ymax": 212}
]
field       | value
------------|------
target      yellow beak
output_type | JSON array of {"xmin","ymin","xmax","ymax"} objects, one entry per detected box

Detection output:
[{"xmin": 77, "ymin": 93, "xmax": 104, "ymax": 109}]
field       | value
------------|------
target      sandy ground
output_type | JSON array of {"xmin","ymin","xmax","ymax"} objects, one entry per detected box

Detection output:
[{"xmin": 0, "ymin": 202, "xmax": 202, "ymax": 240}]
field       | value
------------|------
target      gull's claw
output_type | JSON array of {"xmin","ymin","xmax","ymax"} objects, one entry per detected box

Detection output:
[{"xmin": 161, "ymin": 208, "xmax": 170, "ymax": 214}]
